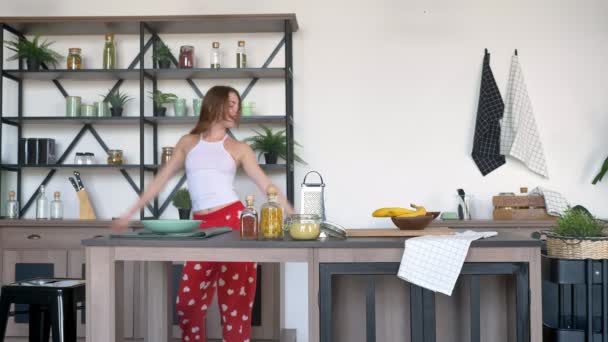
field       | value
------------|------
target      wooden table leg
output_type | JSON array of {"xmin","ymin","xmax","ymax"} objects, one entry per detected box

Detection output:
[
  {"xmin": 528, "ymin": 247, "xmax": 542, "ymax": 342},
  {"xmin": 308, "ymin": 249, "xmax": 320, "ymax": 342},
  {"xmin": 86, "ymin": 247, "xmax": 124, "ymax": 342},
  {"xmin": 145, "ymin": 261, "xmax": 173, "ymax": 342}
]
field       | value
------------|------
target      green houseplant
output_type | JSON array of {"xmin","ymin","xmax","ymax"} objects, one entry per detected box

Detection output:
[
  {"xmin": 153, "ymin": 41, "xmax": 173, "ymax": 69},
  {"xmin": 544, "ymin": 206, "xmax": 608, "ymax": 259},
  {"xmin": 149, "ymin": 90, "xmax": 177, "ymax": 116},
  {"xmin": 172, "ymin": 188, "xmax": 191, "ymax": 219},
  {"xmin": 592, "ymin": 156, "xmax": 608, "ymax": 184},
  {"xmin": 243, "ymin": 125, "xmax": 306, "ymax": 165},
  {"xmin": 103, "ymin": 88, "xmax": 133, "ymax": 117},
  {"xmin": 4, "ymin": 35, "xmax": 63, "ymax": 71}
]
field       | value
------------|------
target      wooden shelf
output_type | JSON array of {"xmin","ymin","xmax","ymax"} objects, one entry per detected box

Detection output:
[{"xmin": 0, "ymin": 14, "xmax": 299, "ymax": 35}]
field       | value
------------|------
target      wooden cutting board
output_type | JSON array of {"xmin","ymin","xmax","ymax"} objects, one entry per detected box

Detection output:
[{"xmin": 346, "ymin": 227, "xmax": 454, "ymax": 237}]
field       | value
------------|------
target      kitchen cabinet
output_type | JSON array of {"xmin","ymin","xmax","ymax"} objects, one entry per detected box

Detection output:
[{"xmin": 0, "ymin": 14, "xmax": 298, "ymax": 220}]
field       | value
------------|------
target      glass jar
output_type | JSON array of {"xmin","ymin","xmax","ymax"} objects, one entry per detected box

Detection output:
[
  {"xmin": 107, "ymin": 149, "xmax": 124, "ymax": 165},
  {"xmin": 161, "ymin": 147, "xmax": 174, "ymax": 165},
  {"xmin": 67, "ymin": 48, "xmax": 82, "ymax": 70},
  {"xmin": 6, "ymin": 191, "xmax": 19, "ymax": 219},
  {"xmin": 285, "ymin": 214, "xmax": 321, "ymax": 240},
  {"xmin": 50, "ymin": 191, "xmax": 63, "ymax": 220},
  {"xmin": 103, "ymin": 33, "xmax": 116, "ymax": 69},
  {"xmin": 84, "ymin": 152, "xmax": 95, "ymax": 165},
  {"xmin": 260, "ymin": 186, "xmax": 283, "ymax": 239},
  {"xmin": 210, "ymin": 42, "xmax": 221, "ymax": 69},
  {"xmin": 179, "ymin": 45, "xmax": 194, "ymax": 68},
  {"xmin": 74, "ymin": 152, "xmax": 86, "ymax": 165},
  {"xmin": 236, "ymin": 40, "xmax": 247, "ymax": 68},
  {"xmin": 36, "ymin": 185, "xmax": 50, "ymax": 220}
]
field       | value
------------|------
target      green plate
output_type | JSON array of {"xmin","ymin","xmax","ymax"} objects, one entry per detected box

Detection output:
[{"xmin": 142, "ymin": 219, "xmax": 202, "ymax": 234}]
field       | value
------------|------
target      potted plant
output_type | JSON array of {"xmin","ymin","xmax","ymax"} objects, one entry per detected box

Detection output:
[
  {"xmin": 153, "ymin": 41, "xmax": 173, "ymax": 69},
  {"xmin": 172, "ymin": 188, "xmax": 191, "ymax": 219},
  {"xmin": 243, "ymin": 125, "xmax": 306, "ymax": 165},
  {"xmin": 542, "ymin": 206, "xmax": 608, "ymax": 259},
  {"xmin": 149, "ymin": 90, "xmax": 177, "ymax": 117},
  {"xmin": 592, "ymin": 157, "xmax": 608, "ymax": 184},
  {"xmin": 104, "ymin": 88, "xmax": 133, "ymax": 117},
  {"xmin": 4, "ymin": 35, "xmax": 63, "ymax": 71}
]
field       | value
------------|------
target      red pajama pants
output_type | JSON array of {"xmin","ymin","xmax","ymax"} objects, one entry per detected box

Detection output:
[{"xmin": 175, "ymin": 201, "xmax": 257, "ymax": 342}]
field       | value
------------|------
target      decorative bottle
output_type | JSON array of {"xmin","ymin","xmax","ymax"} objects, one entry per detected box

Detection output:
[
  {"xmin": 210, "ymin": 42, "xmax": 221, "ymax": 69},
  {"xmin": 103, "ymin": 33, "xmax": 116, "ymax": 69},
  {"xmin": 260, "ymin": 186, "xmax": 283, "ymax": 239},
  {"xmin": 236, "ymin": 40, "xmax": 247, "ymax": 68},
  {"xmin": 35, "ymin": 185, "xmax": 50, "ymax": 220},
  {"xmin": 240, "ymin": 194, "xmax": 259, "ymax": 240},
  {"xmin": 6, "ymin": 191, "xmax": 19, "ymax": 219},
  {"xmin": 50, "ymin": 191, "xmax": 63, "ymax": 220}
]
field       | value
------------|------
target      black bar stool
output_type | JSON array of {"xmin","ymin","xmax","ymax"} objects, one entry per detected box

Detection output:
[{"xmin": 0, "ymin": 278, "xmax": 85, "ymax": 342}]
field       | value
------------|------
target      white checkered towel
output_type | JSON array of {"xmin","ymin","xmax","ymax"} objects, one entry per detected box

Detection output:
[
  {"xmin": 500, "ymin": 54, "xmax": 549, "ymax": 178},
  {"xmin": 530, "ymin": 186, "xmax": 569, "ymax": 216},
  {"xmin": 397, "ymin": 230, "xmax": 498, "ymax": 296}
]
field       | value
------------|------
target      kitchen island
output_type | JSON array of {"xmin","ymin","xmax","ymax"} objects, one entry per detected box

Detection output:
[{"xmin": 82, "ymin": 227, "xmax": 542, "ymax": 342}]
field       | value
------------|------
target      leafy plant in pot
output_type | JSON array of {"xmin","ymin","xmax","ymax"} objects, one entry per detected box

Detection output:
[
  {"xmin": 149, "ymin": 90, "xmax": 177, "ymax": 117},
  {"xmin": 172, "ymin": 188, "xmax": 192, "ymax": 220},
  {"xmin": 4, "ymin": 35, "xmax": 63, "ymax": 71},
  {"xmin": 542, "ymin": 206, "xmax": 608, "ymax": 259},
  {"xmin": 104, "ymin": 88, "xmax": 133, "ymax": 117},
  {"xmin": 243, "ymin": 125, "xmax": 306, "ymax": 165},
  {"xmin": 153, "ymin": 41, "xmax": 173, "ymax": 69}
]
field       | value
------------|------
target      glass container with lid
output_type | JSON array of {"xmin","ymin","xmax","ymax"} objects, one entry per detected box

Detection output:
[
  {"xmin": 67, "ymin": 48, "xmax": 82, "ymax": 70},
  {"xmin": 179, "ymin": 45, "xmax": 194, "ymax": 68},
  {"xmin": 107, "ymin": 149, "xmax": 124, "ymax": 165},
  {"xmin": 161, "ymin": 147, "xmax": 174, "ymax": 165},
  {"xmin": 260, "ymin": 185, "xmax": 283, "ymax": 239},
  {"xmin": 285, "ymin": 214, "xmax": 321, "ymax": 240}
]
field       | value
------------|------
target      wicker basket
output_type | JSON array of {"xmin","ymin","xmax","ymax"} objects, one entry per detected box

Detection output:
[{"xmin": 544, "ymin": 231, "xmax": 608, "ymax": 259}]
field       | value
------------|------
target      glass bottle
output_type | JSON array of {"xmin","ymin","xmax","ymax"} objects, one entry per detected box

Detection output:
[
  {"xmin": 260, "ymin": 186, "xmax": 283, "ymax": 239},
  {"xmin": 36, "ymin": 185, "xmax": 50, "ymax": 220},
  {"xmin": 210, "ymin": 42, "xmax": 221, "ymax": 69},
  {"xmin": 6, "ymin": 191, "xmax": 19, "ymax": 219},
  {"xmin": 103, "ymin": 33, "xmax": 116, "ymax": 69},
  {"xmin": 179, "ymin": 45, "xmax": 194, "ymax": 69},
  {"xmin": 236, "ymin": 40, "xmax": 247, "ymax": 68},
  {"xmin": 67, "ymin": 48, "xmax": 82, "ymax": 70},
  {"xmin": 240, "ymin": 194, "xmax": 259, "ymax": 240},
  {"xmin": 161, "ymin": 147, "xmax": 174, "ymax": 165},
  {"xmin": 50, "ymin": 191, "xmax": 63, "ymax": 220}
]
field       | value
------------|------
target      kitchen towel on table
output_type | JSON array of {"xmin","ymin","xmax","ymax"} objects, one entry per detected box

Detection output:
[
  {"xmin": 500, "ymin": 52, "xmax": 549, "ymax": 178},
  {"xmin": 397, "ymin": 230, "xmax": 497, "ymax": 296},
  {"xmin": 472, "ymin": 49, "xmax": 506, "ymax": 176},
  {"xmin": 110, "ymin": 227, "xmax": 232, "ymax": 240},
  {"xmin": 530, "ymin": 187, "xmax": 569, "ymax": 216}
]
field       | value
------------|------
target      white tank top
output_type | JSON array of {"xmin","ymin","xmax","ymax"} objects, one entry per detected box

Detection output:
[{"xmin": 185, "ymin": 134, "xmax": 239, "ymax": 211}]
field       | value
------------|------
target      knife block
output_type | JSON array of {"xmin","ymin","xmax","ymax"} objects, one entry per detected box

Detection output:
[
  {"xmin": 77, "ymin": 190, "xmax": 96, "ymax": 220},
  {"xmin": 492, "ymin": 195, "xmax": 555, "ymax": 220}
]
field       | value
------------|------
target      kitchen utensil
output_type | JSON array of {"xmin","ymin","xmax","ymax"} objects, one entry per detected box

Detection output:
[
  {"xmin": 73, "ymin": 171, "xmax": 84, "ymax": 191},
  {"xmin": 346, "ymin": 227, "xmax": 454, "ymax": 237},
  {"xmin": 300, "ymin": 171, "xmax": 326, "ymax": 221},
  {"xmin": 142, "ymin": 219, "xmax": 202, "ymax": 234},
  {"xmin": 457, "ymin": 189, "xmax": 465, "ymax": 219},
  {"xmin": 284, "ymin": 214, "xmax": 321, "ymax": 240},
  {"xmin": 72, "ymin": 171, "xmax": 96, "ymax": 219},
  {"xmin": 68, "ymin": 177, "xmax": 79, "ymax": 192},
  {"xmin": 391, "ymin": 214, "xmax": 436, "ymax": 230}
]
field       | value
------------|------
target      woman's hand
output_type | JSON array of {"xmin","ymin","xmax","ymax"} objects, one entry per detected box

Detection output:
[{"xmin": 110, "ymin": 215, "xmax": 130, "ymax": 234}]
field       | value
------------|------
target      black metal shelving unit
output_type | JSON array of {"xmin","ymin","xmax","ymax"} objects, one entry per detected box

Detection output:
[{"xmin": 0, "ymin": 14, "xmax": 298, "ymax": 219}]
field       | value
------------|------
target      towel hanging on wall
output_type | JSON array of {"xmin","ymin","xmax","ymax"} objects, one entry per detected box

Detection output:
[
  {"xmin": 472, "ymin": 49, "xmax": 506, "ymax": 176},
  {"xmin": 500, "ymin": 51, "xmax": 549, "ymax": 178}
]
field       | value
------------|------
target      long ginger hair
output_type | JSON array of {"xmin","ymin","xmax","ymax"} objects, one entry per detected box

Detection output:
[{"xmin": 190, "ymin": 85, "xmax": 241, "ymax": 135}]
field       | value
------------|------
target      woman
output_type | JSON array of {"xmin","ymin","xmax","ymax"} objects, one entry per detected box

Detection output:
[{"xmin": 111, "ymin": 85, "xmax": 293, "ymax": 342}]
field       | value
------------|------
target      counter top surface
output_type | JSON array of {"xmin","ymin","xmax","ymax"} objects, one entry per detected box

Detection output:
[{"xmin": 82, "ymin": 228, "xmax": 541, "ymax": 248}]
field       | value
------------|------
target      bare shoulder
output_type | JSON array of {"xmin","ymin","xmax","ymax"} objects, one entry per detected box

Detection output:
[
  {"xmin": 176, "ymin": 134, "xmax": 200, "ymax": 154},
  {"xmin": 225, "ymin": 137, "xmax": 254, "ymax": 160}
]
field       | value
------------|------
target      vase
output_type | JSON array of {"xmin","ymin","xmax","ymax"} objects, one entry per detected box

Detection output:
[
  {"xmin": 66, "ymin": 96, "xmax": 81, "ymax": 117},
  {"xmin": 173, "ymin": 98, "xmax": 187, "ymax": 117},
  {"xmin": 192, "ymin": 98, "xmax": 203, "ymax": 116},
  {"xmin": 264, "ymin": 152, "xmax": 278, "ymax": 164},
  {"xmin": 110, "ymin": 107, "xmax": 123, "ymax": 117},
  {"xmin": 26, "ymin": 59, "xmax": 41, "ymax": 71},
  {"xmin": 178, "ymin": 208, "xmax": 191, "ymax": 220},
  {"xmin": 95, "ymin": 101, "xmax": 111, "ymax": 117},
  {"xmin": 155, "ymin": 107, "xmax": 166, "ymax": 117},
  {"xmin": 158, "ymin": 60, "xmax": 171, "ymax": 69}
]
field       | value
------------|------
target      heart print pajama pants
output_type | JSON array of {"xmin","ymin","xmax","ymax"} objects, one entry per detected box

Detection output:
[{"xmin": 175, "ymin": 201, "xmax": 257, "ymax": 342}]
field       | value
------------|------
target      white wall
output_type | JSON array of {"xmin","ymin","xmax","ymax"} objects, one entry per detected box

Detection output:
[{"xmin": 4, "ymin": 1, "xmax": 608, "ymax": 341}]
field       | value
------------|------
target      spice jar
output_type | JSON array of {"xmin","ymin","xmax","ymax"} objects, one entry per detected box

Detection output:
[
  {"xmin": 74, "ymin": 152, "xmax": 86, "ymax": 165},
  {"xmin": 107, "ymin": 149, "xmax": 124, "ymax": 165},
  {"xmin": 161, "ymin": 147, "xmax": 174, "ymax": 165},
  {"xmin": 67, "ymin": 48, "xmax": 82, "ymax": 70},
  {"xmin": 84, "ymin": 152, "xmax": 95, "ymax": 165},
  {"xmin": 179, "ymin": 45, "xmax": 194, "ymax": 68},
  {"xmin": 285, "ymin": 214, "xmax": 321, "ymax": 240}
]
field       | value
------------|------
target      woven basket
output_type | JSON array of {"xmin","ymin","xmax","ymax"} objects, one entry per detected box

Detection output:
[{"xmin": 544, "ymin": 231, "xmax": 608, "ymax": 259}]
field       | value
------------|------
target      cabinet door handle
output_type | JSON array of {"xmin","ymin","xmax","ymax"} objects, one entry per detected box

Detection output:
[
  {"xmin": 93, "ymin": 235, "xmax": 104, "ymax": 239},
  {"xmin": 27, "ymin": 234, "xmax": 41, "ymax": 240}
]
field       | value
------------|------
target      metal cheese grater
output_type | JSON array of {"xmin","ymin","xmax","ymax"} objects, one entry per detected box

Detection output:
[{"xmin": 300, "ymin": 171, "xmax": 326, "ymax": 221}]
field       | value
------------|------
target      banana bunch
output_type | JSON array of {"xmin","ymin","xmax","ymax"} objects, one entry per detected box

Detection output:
[{"xmin": 372, "ymin": 204, "xmax": 427, "ymax": 218}]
